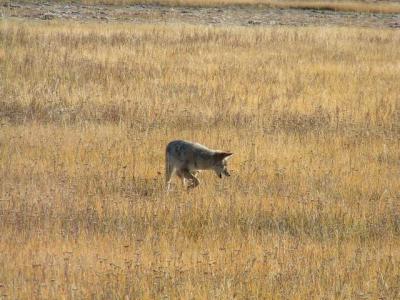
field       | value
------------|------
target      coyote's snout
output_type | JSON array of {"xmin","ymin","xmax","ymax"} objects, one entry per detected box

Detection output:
[{"xmin": 165, "ymin": 140, "xmax": 233, "ymax": 190}]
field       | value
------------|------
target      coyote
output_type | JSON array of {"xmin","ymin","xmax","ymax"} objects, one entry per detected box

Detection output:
[{"xmin": 165, "ymin": 140, "xmax": 233, "ymax": 190}]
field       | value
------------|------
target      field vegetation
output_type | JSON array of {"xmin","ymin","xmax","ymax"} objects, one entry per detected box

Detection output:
[
  {"xmin": 2, "ymin": 0, "xmax": 400, "ymax": 14},
  {"xmin": 0, "ymin": 19, "xmax": 399, "ymax": 298}
]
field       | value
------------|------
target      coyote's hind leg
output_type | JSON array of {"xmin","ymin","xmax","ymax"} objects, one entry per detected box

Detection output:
[{"xmin": 165, "ymin": 158, "xmax": 175, "ymax": 191}]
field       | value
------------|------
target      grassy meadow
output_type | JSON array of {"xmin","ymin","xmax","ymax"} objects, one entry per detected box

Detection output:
[{"xmin": 1, "ymin": 19, "xmax": 400, "ymax": 298}]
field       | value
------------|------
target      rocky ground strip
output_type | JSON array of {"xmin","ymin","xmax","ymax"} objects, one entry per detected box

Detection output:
[{"xmin": 2, "ymin": 2, "xmax": 400, "ymax": 28}]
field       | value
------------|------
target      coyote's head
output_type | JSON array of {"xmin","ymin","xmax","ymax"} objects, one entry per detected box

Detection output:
[{"xmin": 213, "ymin": 152, "xmax": 234, "ymax": 178}]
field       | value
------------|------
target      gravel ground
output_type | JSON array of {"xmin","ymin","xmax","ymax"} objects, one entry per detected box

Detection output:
[{"xmin": 1, "ymin": 2, "xmax": 400, "ymax": 28}]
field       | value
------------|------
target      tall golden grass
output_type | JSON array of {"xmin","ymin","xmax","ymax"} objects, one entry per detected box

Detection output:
[{"xmin": 1, "ymin": 19, "xmax": 399, "ymax": 298}]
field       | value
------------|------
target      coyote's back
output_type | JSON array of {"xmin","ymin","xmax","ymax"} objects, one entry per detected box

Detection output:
[{"xmin": 165, "ymin": 140, "xmax": 233, "ymax": 190}]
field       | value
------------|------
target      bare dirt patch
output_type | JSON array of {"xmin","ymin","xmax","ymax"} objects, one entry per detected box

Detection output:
[{"xmin": 2, "ymin": 2, "xmax": 400, "ymax": 28}]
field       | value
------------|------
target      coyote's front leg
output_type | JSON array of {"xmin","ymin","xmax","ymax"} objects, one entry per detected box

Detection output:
[
  {"xmin": 181, "ymin": 169, "xmax": 200, "ymax": 189},
  {"xmin": 176, "ymin": 170, "xmax": 199, "ymax": 189}
]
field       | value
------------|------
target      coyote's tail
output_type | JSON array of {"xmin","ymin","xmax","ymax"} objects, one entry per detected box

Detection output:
[
  {"xmin": 165, "ymin": 149, "xmax": 169, "ymax": 181},
  {"xmin": 165, "ymin": 147, "xmax": 172, "ymax": 188}
]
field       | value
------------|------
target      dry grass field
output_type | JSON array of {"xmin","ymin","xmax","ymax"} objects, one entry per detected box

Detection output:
[{"xmin": 1, "ymin": 17, "xmax": 400, "ymax": 299}]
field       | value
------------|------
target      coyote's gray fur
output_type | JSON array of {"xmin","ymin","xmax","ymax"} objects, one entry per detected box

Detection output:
[{"xmin": 165, "ymin": 140, "xmax": 233, "ymax": 190}]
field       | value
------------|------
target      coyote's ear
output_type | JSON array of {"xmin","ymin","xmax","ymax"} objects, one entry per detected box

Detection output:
[{"xmin": 214, "ymin": 152, "xmax": 234, "ymax": 161}]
